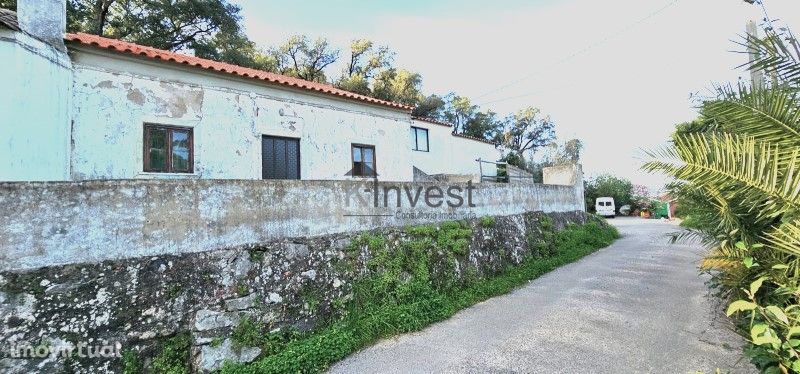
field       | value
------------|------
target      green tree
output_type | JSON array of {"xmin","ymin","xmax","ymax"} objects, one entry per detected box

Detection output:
[
  {"xmin": 584, "ymin": 174, "xmax": 633, "ymax": 213},
  {"xmin": 442, "ymin": 95, "xmax": 477, "ymax": 134},
  {"xmin": 61, "ymin": 0, "xmax": 275, "ymax": 69},
  {"xmin": 0, "ymin": 0, "xmax": 15, "ymax": 11},
  {"xmin": 372, "ymin": 68, "xmax": 423, "ymax": 106},
  {"xmin": 559, "ymin": 139, "xmax": 583, "ymax": 164},
  {"xmin": 269, "ymin": 35, "xmax": 339, "ymax": 83},
  {"xmin": 67, "ymin": 0, "xmax": 243, "ymax": 51},
  {"xmin": 336, "ymin": 39, "xmax": 393, "ymax": 96},
  {"xmin": 192, "ymin": 31, "xmax": 275, "ymax": 71},
  {"xmin": 412, "ymin": 94, "xmax": 446, "ymax": 119},
  {"xmin": 499, "ymin": 107, "xmax": 556, "ymax": 166},
  {"xmin": 464, "ymin": 110, "xmax": 500, "ymax": 140}
]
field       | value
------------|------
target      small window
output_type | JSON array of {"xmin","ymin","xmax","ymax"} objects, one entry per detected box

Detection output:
[
  {"xmin": 410, "ymin": 127, "xmax": 429, "ymax": 152},
  {"xmin": 143, "ymin": 124, "xmax": 193, "ymax": 173},
  {"xmin": 351, "ymin": 144, "xmax": 376, "ymax": 177},
  {"xmin": 262, "ymin": 135, "xmax": 300, "ymax": 180}
]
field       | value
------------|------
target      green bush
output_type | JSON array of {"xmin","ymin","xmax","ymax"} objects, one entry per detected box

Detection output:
[{"xmin": 222, "ymin": 221, "xmax": 618, "ymax": 374}]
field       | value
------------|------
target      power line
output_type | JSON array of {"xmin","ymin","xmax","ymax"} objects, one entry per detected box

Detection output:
[
  {"xmin": 474, "ymin": 0, "xmax": 681, "ymax": 104},
  {"xmin": 479, "ymin": 81, "xmax": 578, "ymax": 106}
]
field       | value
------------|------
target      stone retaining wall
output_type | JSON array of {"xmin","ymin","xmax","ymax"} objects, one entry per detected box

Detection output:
[{"xmin": 0, "ymin": 210, "xmax": 589, "ymax": 373}]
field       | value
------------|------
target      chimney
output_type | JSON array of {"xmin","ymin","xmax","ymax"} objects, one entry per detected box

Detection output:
[{"xmin": 17, "ymin": 0, "xmax": 66, "ymax": 49}]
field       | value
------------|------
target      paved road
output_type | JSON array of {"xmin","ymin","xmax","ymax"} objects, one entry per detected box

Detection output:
[{"xmin": 329, "ymin": 218, "xmax": 756, "ymax": 374}]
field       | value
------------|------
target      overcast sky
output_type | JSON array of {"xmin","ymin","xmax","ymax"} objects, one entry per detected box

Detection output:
[{"xmin": 229, "ymin": 0, "xmax": 800, "ymax": 190}]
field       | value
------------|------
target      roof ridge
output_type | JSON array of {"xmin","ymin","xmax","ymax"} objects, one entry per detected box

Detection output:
[
  {"xmin": 64, "ymin": 32, "xmax": 413, "ymax": 112},
  {"xmin": 412, "ymin": 116, "xmax": 453, "ymax": 127},
  {"xmin": 452, "ymin": 132, "xmax": 498, "ymax": 145},
  {"xmin": 0, "ymin": 8, "xmax": 20, "ymax": 31}
]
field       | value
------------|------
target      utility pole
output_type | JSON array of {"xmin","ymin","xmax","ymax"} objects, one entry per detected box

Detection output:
[{"xmin": 746, "ymin": 20, "xmax": 766, "ymax": 90}]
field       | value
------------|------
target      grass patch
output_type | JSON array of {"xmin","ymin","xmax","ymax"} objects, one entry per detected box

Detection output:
[
  {"xmin": 221, "ymin": 221, "xmax": 618, "ymax": 374},
  {"xmin": 479, "ymin": 216, "xmax": 496, "ymax": 228}
]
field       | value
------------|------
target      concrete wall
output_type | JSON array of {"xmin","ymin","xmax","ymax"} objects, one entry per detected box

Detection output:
[
  {"xmin": 0, "ymin": 173, "xmax": 584, "ymax": 271},
  {"xmin": 69, "ymin": 48, "xmax": 414, "ymax": 182},
  {"xmin": 507, "ymin": 164, "xmax": 535, "ymax": 184},
  {"xmin": 0, "ymin": 30, "xmax": 71, "ymax": 181},
  {"xmin": 544, "ymin": 163, "xmax": 585, "ymax": 212},
  {"xmin": 409, "ymin": 119, "xmax": 501, "ymax": 180}
]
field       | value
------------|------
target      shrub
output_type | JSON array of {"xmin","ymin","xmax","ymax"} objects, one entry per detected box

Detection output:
[
  {"xmin": 643, "ymin": 20, "xmax": 800, "ymax": 373},
  {"xmin": 221, "ymin": 221, "xmax": 618, "ymax": 373},
  {"xmin": 152, "ymin": 333, "xmax": 191, "ymax": 374}
]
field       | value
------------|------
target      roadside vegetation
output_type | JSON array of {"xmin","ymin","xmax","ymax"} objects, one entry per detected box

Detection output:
[
  {"xmin": 583, "ymin": 174, "xmax": 661, "ymax": 215},
  {"xmin": 644, "ymin": 10, "xmax": 800, "ymax": 372},
  {"xmin": 219, "ymin": 218, "xmax": 618, "ymax": 373}
]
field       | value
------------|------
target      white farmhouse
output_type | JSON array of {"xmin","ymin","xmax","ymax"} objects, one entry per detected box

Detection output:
[{"xmin": 0, "ymin": 1, "xmax": 500, "ymax": 183}]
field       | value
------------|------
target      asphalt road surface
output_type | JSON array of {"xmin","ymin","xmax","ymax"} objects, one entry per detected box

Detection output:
[{"xmin": 329, "ymin": 218, "xmax": 757, "ymax": 374}]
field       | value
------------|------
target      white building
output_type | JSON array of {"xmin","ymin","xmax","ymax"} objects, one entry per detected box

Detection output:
[{"xmin": 0, "ymin": 1, "xmax": 500, "ymax": 183}]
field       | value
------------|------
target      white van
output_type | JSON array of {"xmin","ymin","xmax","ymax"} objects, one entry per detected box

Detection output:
[{"xmin": 595, "ymin": 197, "xmax": 616, "ymax": 218}]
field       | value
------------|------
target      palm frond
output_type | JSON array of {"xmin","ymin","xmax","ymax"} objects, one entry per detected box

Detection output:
[
  {"xmin": 667, "ymin": 228, "xmax": 713, "ymax": 245},
  {"xmin": 763, "ymin": 218, "xmax": 800, "ymax": 257},
  {"xmin": 704, "ymin": 84, "xmax": 800, "ymax": 149},
  {"xmin": 643, "ymin": 133, "xmax": 800, "ymax": 220},
  {"xmin": 700, "ymin": 246, "xmax": 742, "ymax": 271},
  {"xmin": 735, "ymin": 30, "xmax": 800, "ymax": 88}
]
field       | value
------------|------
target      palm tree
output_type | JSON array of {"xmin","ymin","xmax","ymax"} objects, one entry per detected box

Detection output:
[
  {"xmin": 644, "ymin": 26, "xmax": 800, "ymax": 261},
  {"xmin": 643, "ymin": 25, "xmax": 800, "ymax": 373}
]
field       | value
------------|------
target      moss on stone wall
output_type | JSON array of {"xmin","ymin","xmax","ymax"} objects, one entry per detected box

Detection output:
[
  {"xmin": 221, "ymin": 215, "xmax": 618, "ymax": 373},
  {"xmin": 0, "ymin": 211, "xmax": 614, "ymax": 373}
]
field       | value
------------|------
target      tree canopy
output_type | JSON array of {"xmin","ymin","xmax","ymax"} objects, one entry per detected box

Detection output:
[
  {"xmin": 499, "ymin": 107, "xmax": 556, "ymax": 163},
  {"xmin": 67, "ymin": 0, "xmax": 243, "ymax": 52},
  {"xmin": 267, "ymin": 35, "xmax": 339, "ymax": 83},
  {"xmin": 584, "ymin": 174, "xmax": 634, "ymax": 213}
]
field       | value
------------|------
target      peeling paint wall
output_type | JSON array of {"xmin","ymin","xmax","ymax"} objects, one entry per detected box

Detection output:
[
  {"xmin": 1, "ymin": 39, "xmax": 504, "ymax": 183},
  {"xmin": 0, "ymin": 30, "xmax": 71, "ymax": 181},
  {"xmin": 0, "ymin": 172, "xmax": 584, "ymax": 271},
  {"xmin": 69, "ymin": 49, "xmax": 414, "ymax": 181},
  {"xmin": 409, "ymin": 120, "xmax": 501, "ymax": 179}
]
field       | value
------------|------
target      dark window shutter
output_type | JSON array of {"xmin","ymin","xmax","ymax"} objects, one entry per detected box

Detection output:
[{"xmin": 262, "ymin": 136, "xmax": 300, "ymax": 180}]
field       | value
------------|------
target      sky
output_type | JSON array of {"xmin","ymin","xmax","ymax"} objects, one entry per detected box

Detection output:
[{"xmin": 229, "ymin": 0, "xmax": 800, "ymax": 190}]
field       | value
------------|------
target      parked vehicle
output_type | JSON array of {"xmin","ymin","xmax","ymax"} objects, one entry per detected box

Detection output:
[{"xmin": 595, "ymin": 197, "xmax": 616, "ymax": 218}]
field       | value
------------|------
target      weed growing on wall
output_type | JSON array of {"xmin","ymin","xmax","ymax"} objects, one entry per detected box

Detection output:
[
  {"xmin": 150, "ymin": 333, "xmax": 191, "ymax": 374},
  {"xmin": 121, "ymin": 350, "xmax": 142, "ymax": 374},
  {"xmin": 231, "ymin": 317, "xmax": 303, "ymax": 357},
  {"xmin": 220, "ymin": 219, "xmax": 618, "ymax": 374},
  {"xmin": 121, "ymin": 333, "xmax": 191, "ymax": 373}
]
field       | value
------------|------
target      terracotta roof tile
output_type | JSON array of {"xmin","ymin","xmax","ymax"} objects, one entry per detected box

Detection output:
[
  {"xmin": 64, "ymin": 32, "xmax": 413, "ymax": 112},
  {"xmin": 412, "ymin": 117, "xmax": 496, "ymax": 145},
  {"xmin": 452, "ymin": 132, "xmax": 498, "ymax": 146},
  {"xmin": 412, "ymin": 116, "xmax": 452, "ymax": 128}
]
